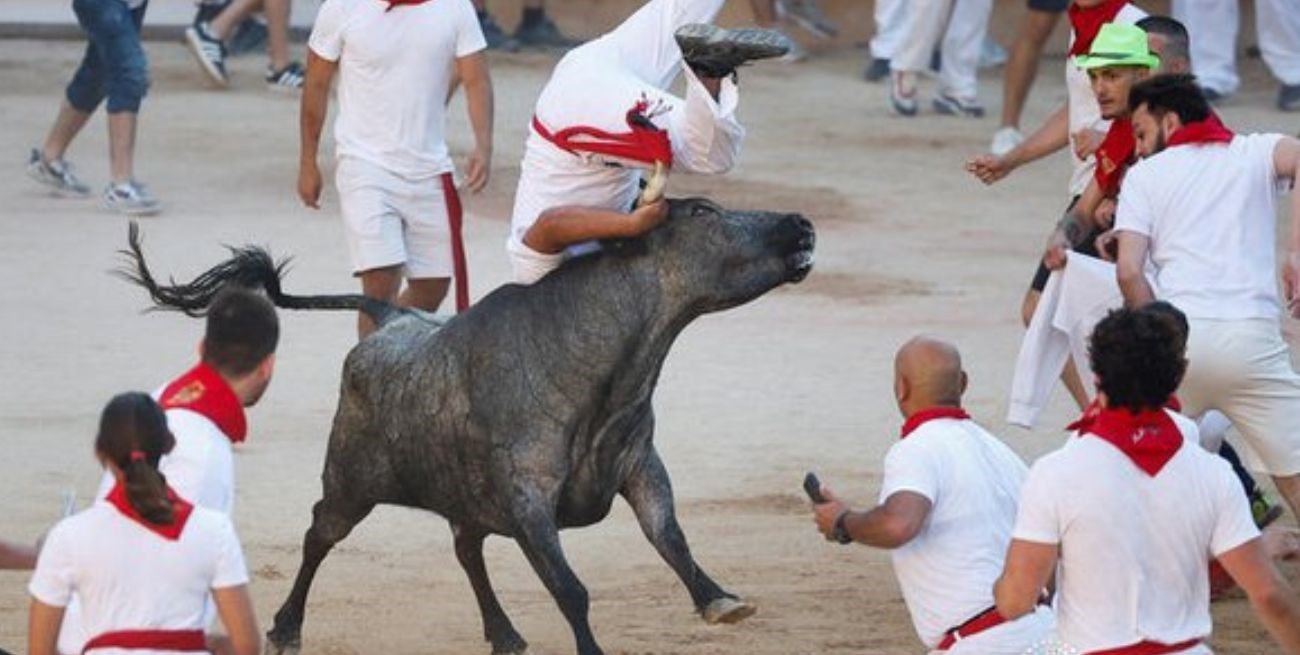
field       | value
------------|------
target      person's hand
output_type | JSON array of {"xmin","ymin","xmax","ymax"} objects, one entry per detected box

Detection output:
[
  {"xmin": 811, "ymin": 485, "xmax": 848, "ymax": 541},
  {"xmin": 298, "ymin": 159, "xmax": 322, "ymax": 209},
  {"xmin": 965, "ymin": 154, "xmax": 1013, "ymax": 185},
  {"xmin": 1283, "ymin": 251, "xmax": 1300, "ymax": 318},
  {"xmin": 1095, "ymin": 229, "xmax": 1119, "ymax": 262},
  {"xmin": 1072, "ymin": 128, "xmax": 1106, "ymax": 160},
  {"xmin": 1043, "ymin": 228, "xmax": 1070, "ymax": 271},
  {"xmin": 632, "ymin": 199, "xmax": 669, "ymax": 232},
  {"xmin": 463, "ymin": 145, "xmax": 491, "ymax": 194},
  {"xmin": 1094, "ymin": 198, "xmax": 1117, "ymax": 229}
]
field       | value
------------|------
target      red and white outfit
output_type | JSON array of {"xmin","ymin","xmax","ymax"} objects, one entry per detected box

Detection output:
[
  {"xmin": 890, "ymin": 0, "xmax": 994, "ymax": 102},
  {"xmin": 308, "ymin": 0, "xmax": 484, "ymax": 307},
  {"xmin": 883, "ymin": 408, "xmax": 1055, "ymax": 654},
  {"xmin": 1114, "ymin": 125, "xmax": 1300, "ymax": 476},
  {"xmin": 507, "ymin": 0, "xmax": 742, "ymax": 284},
  {"xmin": 30, "ymin": 483, "xmax": 249, "ymax": 654},
  {"xmin": 1172, "ymin": 0, "xmax": 1300, "ymax": 94},
  {"xmin": 1013, "ymin": 406, "xmax": 1259, "ymax": 653}
]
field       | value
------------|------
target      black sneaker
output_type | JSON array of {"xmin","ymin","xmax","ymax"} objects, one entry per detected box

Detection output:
[
  {"xmin": 1279, "ymin": 84, "xmax": 1300, "ymax": 112},
  {"xmin": 478, "ymin": 11, "xmax": 519, "ymax": 52},
  {"xmin": 514, "ymin": 14, "xmax": 579, "ymax": 49},
  {"xmin": 265, "ymin": 61, "xmax": 304, "ymax": 92},
  {"xmin": 184, "ymin": 21, "xmax": 229, "ymax": 86},
  {"xmin": 228, "ymin": 17, "xmax": 268, "ymax": 56},
  {"xmin": 675, "ymin": 24, "xmax": 791, "ymax": 79},
  {"xmin": 863, "ymin": 57, "xmax": 890, "ymax": 82}
]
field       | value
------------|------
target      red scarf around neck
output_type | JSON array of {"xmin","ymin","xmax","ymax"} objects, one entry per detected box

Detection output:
[
  {"xmin": 381, "ymin": 0, "xmax": 430, "ymax": 11},
  {"xmin": 1168, "ymin": 113, "xmax": 1235, "ymax": 148},
  {"xmin": 1094, "ymin": 117, "xmax": 1135, "ymax": 196},
  {"xmin": 159, "ymin": 363, "xmax": 248, "ymax": 444},
  {"xmin": 900, "ymin": 406, "xmax": 970, "ymax": 439},
  {"xmin": 105, "ymin": 482, "xmax": 195, "ymax": 541},
  {"xmin": 1074, "ymin": 405, "xmax": 1183, "ymax": 476},
  {"xmin": 1068, "ymin": 0, "xmax": 1129, "ymax": 56}
]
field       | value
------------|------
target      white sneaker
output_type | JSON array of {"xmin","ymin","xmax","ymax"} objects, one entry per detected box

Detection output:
[
  {"xmin": 26, "ymin": 148, "xmax": 91, "ymax": 197},
  {"xmin": 103, "ymin": 181, "xmax": 161, "ymax": 216},
  {"xmin": 990, "ymin": 126, "xmax": 1024, "ymax": 156}
]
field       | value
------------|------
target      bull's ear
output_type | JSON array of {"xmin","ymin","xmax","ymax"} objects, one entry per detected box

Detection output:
[{"xmin": 599, "ymin": 236, "xmax": 650, "ymax": 258}]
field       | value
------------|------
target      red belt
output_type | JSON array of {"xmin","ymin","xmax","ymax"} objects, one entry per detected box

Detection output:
[
  {"xmin": 1087, "ymin": 638, "xmax": 1202, "ymax": 655},
  {"xmin": 438, "ymin": 172, "xmax": 469, "ymax": 313},
  {"xmin": 83, "ymin": 629, "xmax": 207, "ymax": 653},
  {"xmin": 936, "ymin": 606, "xmax": 1008, "ymax": 650}
]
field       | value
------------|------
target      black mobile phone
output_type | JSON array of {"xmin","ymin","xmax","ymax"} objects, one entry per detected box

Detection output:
[{"xmin": 803, "ymin": 472, "xmax": 826, "ymax": 504}]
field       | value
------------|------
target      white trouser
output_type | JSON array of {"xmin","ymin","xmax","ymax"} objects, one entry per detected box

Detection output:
[
  {"xmin": 929, "ymin": 606, "xmax": 1056, "ymax": 655},
  {"xmin": 891, "ymin": 0, "xmax": 994, "ymax": 99},
  {"xmin": 1173, "ymin": 0, "xmax": 1300, "ymax": 92},
  {"xmin": 871, "ymin": 0, "xmax": 907, "ymax": 59}
]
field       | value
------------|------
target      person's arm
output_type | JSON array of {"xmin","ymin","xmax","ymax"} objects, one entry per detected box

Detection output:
[
  {"xmin": 1043, "ymin": 179, "xmax": 1107, "ymax": 270},
  {"xmin": 27, "ymin": 598, "xmax": 64, "ymax": 655},
  {"xmin": 212, "ymin": 585, "xmax": 260, "ymax": 655},
  {"xmin": 1116, "ymin": 231, "xmax": 1155, "ymax": 307},
  {"xmin": 1218, "ymin": 537, "xmax": 1300, "ymax": 653},
  {"xmin": 455, "ymin": 51, "xmax": 493, "ymax": 194},
  {"xmin": 0, "ymin": 538, "xmax": 38, "ymax": 570},
  {"xmin": 812, "ymin": 487, "xmax": 932, "ymax": 549},
  {"xmin": 1274, "ymin": 137, "xmax": 1300, "ymax": 318},
  {"xmin": 298, "ymin": 50, "xmax": 338, "ymax": 209},
  {"xmin": 523, "ymin": 201, "xmax": 668, "ymax": 254},
  {"xmin": 966, "ymin": 103, "xmax": 1069, "ymax": 185},
  {"xmin": 994, "ymin": 539, "xmax": 1058, "ymax": 620}
]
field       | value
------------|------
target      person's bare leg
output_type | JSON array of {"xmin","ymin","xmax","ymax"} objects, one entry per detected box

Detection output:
[
  {"xmin": 42, "ymin": 100, "xmax": 94, "ymax": 163},
  {"xmin": 358, "ymin": 266, "xmax": 403, "ymax": 338},
  {"xmin": 399, "ymin": 278, "xmax": 451, "ymax": 314},
  {"xmin": 262, "ymin": 0, "xmax": 292, "ymax": 71},
  {"xmin": 749, "ymin": 0, "xmax": 778, "ymax": 28},
  {"xmin": 209, "ymin": 0, "xmax": 262, "ymax": 40},
  {"xmin": 999, "ymin": 9, "xmax": 1059, "ymax": 130},
  {"xmin": 1272, "ymin": 474, "xmax": 1300, "ymax": 523},
  {"xmin": 107, "ymin": 111, "xmax": 137, "ymax": 184}
]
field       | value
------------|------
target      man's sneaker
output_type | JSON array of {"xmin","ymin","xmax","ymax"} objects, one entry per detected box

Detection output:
[
  {"xmin": 265, "ymin": 61, "xmax": 305, "ymax": 92},
  {"xmin": 514, "ymin": 14, "xmax": 579, "ymax": 49},
  {"xmin": 863, "ymin": 57, "xmax": 890, "ymax": 82},
  {"xmin": 1251, "ymin": 490, "xmax": 1285, "ymax": 528},
  {"xmin": 979, "ymin": 37, "xmax": 1007, "ymax": 69},
  {"xmin": 933, "ymin": 92, "xmax": 985, "ymax": 118},
  {"xmin": 889, "ymin": 71, "xmax": 918, "ymax": 117},
  {"xmin": 1279, "ymin": 84, "xmax": 1300, "ymax": 112},
  {"xmin": 675, "ymin": 24, "xmax": 791, "ymax": 79},
  {"xmin": 775, "ymin": 0, "xmax": 837, "ymax": 39},
  {"xmin": 26, "ymin": 148, "xmax": 91, "ymax": 197},
  {"xmin": 478, "ymin": 11, "xmax": 519, "ymax": 51},
  {"xmin": 184, "ymin": 22, "xmax": 229, "ymax": 87},
  {"xmin": 990, "ymin": 126, "xmax": 1024, "ymax": 156},
  {"xmin": 193, "ymin": 0, "xmax": 229, "ymax": 25},
  {"xmin": 228, "ymin": 16, "xmax": 268, "ymax": 56},
  {"xmin": 103, "ymin": 181, "xmax": 161, "ymax": 216}
]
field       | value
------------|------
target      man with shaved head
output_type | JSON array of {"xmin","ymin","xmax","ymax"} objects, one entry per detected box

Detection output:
[{"xmin": 810, "ymin": 337, "xmax": 1054, "ymax": 653}]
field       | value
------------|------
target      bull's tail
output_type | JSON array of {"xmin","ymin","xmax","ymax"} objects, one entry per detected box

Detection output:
[{"xmin": 117, "ymin": 222, "xmax": 400, "ymax": 326}]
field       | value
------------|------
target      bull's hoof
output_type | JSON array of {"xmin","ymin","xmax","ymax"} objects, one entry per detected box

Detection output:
[
  {"xmin": 490, "ymin": 636, "xmax": 528, "ymax": 655},
  {"xmin": 702, "ymin": 597, "xmax": 756, "ymax": 625},
  {"xmin": 263, "ymin": 634, "xmax": 301, "ymax": 655}
]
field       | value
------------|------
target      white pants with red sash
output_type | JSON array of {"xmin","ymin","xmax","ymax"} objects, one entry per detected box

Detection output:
[{"xmin": 1173, "ymin": 0, "xmax": 1300, "ymax": 91}]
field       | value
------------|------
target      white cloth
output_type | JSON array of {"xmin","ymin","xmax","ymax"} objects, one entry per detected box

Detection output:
[
  {"xmin": 1012, "ymin": 411, "xmax": 1260, "ymax": 653},
  {"xmin": 882, "ymin": 417, "xmax": 1052, "ymax": 651},
  {"xmin": 1065, "ymin": 3, "xmax": 1146, "ymax": 195},
  {"xmin": 507, "ymin": 0, "xmax": 740, "ymax": 283},
  {"xmin": 1172, "ymin": 0, "xmax": 1300, "ymax": 92},
  {"xmin": 870, "ymin": 0, "xmax": 906, "ymax": 60},
  {"xmin": 1115, "ymin": 134, "xmax": 1287, "ymax": 321},
  {"xmin": 336, "ymin": 156, "xmax": 455, "ymax": 278},
  {"xmin": 30, "ymin": 502, "xmax": 249, "ymax": 655},
  {"xmin": 890, "ymin": 0, "xmax": 994, "ymax": 100},
  {"xmin": 308, "ymin": 0, "xmax": 486, "ymax": 180}
]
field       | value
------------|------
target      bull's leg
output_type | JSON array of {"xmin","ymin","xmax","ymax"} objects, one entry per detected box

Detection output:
[
  {"xmin": 512, "ymin": 503, "xmax": 603, "ymax": 655},
  {"xmin": 451, "ymin": 524, "xmax": 528, "ymax": 654},
  {"xmin": 265, "ymin": 494, "xmax": 374, "ymax": 654},
  {"xmin": 621, "ymin": 448, "xmax": 756, "ymax": 624}
]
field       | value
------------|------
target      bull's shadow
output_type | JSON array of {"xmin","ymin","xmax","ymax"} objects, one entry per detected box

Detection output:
[{"xmin": 122, "ymin": 197, "xmax": 815, "ymax": 655}]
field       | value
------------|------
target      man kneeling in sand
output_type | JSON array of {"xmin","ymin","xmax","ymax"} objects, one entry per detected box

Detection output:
[{"xmin": 810, "ymin": 336, "xmax": 1054, "ymax": 653}]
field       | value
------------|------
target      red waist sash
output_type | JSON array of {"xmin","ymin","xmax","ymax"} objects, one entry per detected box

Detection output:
[
  {"xmin": 1087, "ymin": 638, "xmax": 1202, "ymax": 655},
  {"xmin": 82, "ymin": 629, "xmax": 207, "ymax": 653},
  {"xmin": 936, "ymin": 606, "xmax": 1008, "ymax": 650}
]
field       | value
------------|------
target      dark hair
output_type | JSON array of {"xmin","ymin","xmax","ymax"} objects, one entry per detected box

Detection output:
[
  {"xmin": 1136, "ymin": 16, "xmax": 1189, "ymax": 63},
  {"xmin": 95, "ymin": 392, "xmax": 177, "ymax": 524},
  {"xmin": 1088, "ymin": 305, "xmax": 1188, "ymax": 413},
  {"xmin": 202, "ymin": 286, "xmax": 279, "ymax": 377},
  {"xmin": 1128, "ymin": 73, "xmax": 1210, "ymax": 124}
]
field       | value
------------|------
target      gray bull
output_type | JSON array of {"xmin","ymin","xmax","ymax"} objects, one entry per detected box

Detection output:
[{"xmin": 122, "ymin": 198, "xmax": 815, "ymax": 655}]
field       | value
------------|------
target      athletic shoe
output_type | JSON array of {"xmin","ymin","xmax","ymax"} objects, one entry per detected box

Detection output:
[
  {"xmin": 228, "ymin": 16, "xmax": 268, "ymax": 56},
  {"xmin": 477, "ymin": 11, "xmax": 519, "ymax": 51},
  {"xmin": 265, "ymin": 61, "xmax": 305, "ymax": 92},
  {"xmin": 889, "ymin": 71, "xmax": 918, "ymax": 117},
  {"xmin": 990, "ymin": 126, "xmax": 1024, "ymax": 156},
  {"xmin": 26, "ymin": 148, "xmax": 91, "ymax": 197},
  {"xmin": 863, "ymin": 57, "xmax": 890, "ymax": 82},
  {"xmin": 513, "ymin": 15, "xmax": 579, "ymax": 49},
  {"xmin": 1251, "ymin": 490, "xmax": 1285, "ymax": 528},
  {"xmin": 193, "ymin": 0, "xmax": 229, "ymax": 25},
  {"xmin": 103, "ymin": 181, "xmax": 161, "ymax": 216},
  {"xmin": 933, "ymin": 92, "xmax": 985, "ymax": 118},
  {"xmin": 979, "ymin": 37, "xmax": 1007, "ymax": 69},
  {"xmin": 775, "ymin": 0, "xmax": 837, "ymax": 39},
  {"xmin": 675, "ymin": 24, "xmax": 792, "ymax": 79},
  {"xmin": 1279, "ymin": 84, "xmax": 1300, "ymax": 112},
  {"xmin": 184, "ymin": 22, "xmax": 229, "ymax": 87}
]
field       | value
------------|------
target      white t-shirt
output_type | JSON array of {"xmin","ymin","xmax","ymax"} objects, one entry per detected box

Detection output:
[
  {"xmin": 1012, "ymin": 411, "xmax": 1260, "ymax": 653},
  {"xmin": 1115, "ymin": 134, "xmax": 1287, "ymax": 320},
  {"xmin": 880, "ymin": 417, "xmax": 1030, "ymax": 649},
  {"xmin": 308, "ymin": 0, "xmax": 486, "ymax": 180},
  {"xmin": 30, "ymin": 502, "xmax": 249, "ymax": 655},
  {"xmin": 1065, "ymin": 4, "xmax": 1146, "ymax": 195}
]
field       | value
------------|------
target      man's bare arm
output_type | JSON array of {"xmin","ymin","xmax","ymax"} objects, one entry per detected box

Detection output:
[
  {"xmin": 456, "ymin": 51, "xmax": 494, "ymax": 194},
  {"xmin": 812, "ymin": 488, "xmax": 932, "ymax": 550},
  {"xmin": 298, "ymin": 50, "xmax": 338, "ymax": 209},
  {"xmin": 967, "ymin": 103, "xmax": 1069, "ymax": 185},
  {"xmin": 1218, "ymin": 537, "xmax": 1300, "ymax": 653},
  {"xmin": 523, "ymin": 201, "xmax": 669, "ymax": 255},
  {"xmin": 1116, "ymin": 231, "xmax": 1155, "ymax": 307},
  {"xmin": 1274, "ymin": 137, "xmax": 1300, "ymax": 317},
  {"xmin": 994, "ymin": 539, "xmax": 1058, "ymax": 620}
]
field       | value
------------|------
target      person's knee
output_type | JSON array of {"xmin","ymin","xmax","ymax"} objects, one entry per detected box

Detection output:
[
  {"xmin": 405, "ymin": 278, "xmax": 451, "ymax": 311},
  {"xmin": 105, "ymin": 63, "xmax": 149, "ymax": 113},
  {"xmin": 64, "ymin": 81, "xmax": 105, "ymax": 114},
  {"xmin": 359, "ymin": 267, "xmax": 404, "ymax": 302}
]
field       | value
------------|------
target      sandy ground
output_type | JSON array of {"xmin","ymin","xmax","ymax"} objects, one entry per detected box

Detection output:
[{"xmin": 2, "ymin": 14, "xmax": 1299, "ymax": 654}]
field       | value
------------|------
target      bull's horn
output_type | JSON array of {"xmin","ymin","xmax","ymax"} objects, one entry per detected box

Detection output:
[{"xmin": 636, "ymin": 161, "xmax": 667, "ymax": 207}]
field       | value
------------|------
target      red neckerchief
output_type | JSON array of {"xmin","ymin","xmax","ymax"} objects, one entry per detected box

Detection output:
[
  {"xmin": 1068, "ymin": 395, "xmax": 1182, "ymax": 432},
  {"xmin": 1168, "ymin": 112, "xmax": 1234, "ymax": 148},
  {"xmin": 380, "ymin": 0, "xmax": 430, "ymax": 11},
  {"xmin": 1094, "ymin": 117, "xmax": 1135, "ymax": 196},
  {"xmin": 1076, "ymin": 406, "xmax": 1183, "ymax": 476},
  {"xmin": 1068, "ymin": 0, "xmax": 1129, "ymax": 56},
  {"xmin": 900, "ymin": 406, "xmax": 971, "ymax": 439},
  {"xmin": 104, "ymin": 482, "xmax": 195, "ymax": 541},
  {"xmin": 532, "ymin": 97, "xmax": 674, "ymax": 168},
  {"xmin": 159, "ymin": 363, "xmax": 248, "ymax": 444}
]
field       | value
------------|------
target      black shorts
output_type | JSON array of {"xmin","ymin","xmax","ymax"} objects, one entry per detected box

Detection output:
[
  {"xmin": 1029, "ymin": 197, "xmax": 1102, "ymax": 292},
  {"xmin": 1027, "ymin": 0, "xmax": 1068, "ymax": 12}
]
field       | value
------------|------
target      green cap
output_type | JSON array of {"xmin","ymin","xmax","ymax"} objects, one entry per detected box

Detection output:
[{"xmin": 1074, "ymin": 23, "xmax": 1159, "ymax": 70}]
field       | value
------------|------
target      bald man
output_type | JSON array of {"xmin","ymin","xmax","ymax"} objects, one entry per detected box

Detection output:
[{"xmin": 811, "ymin": 337, "xmax": 1054, "ymax": 653}]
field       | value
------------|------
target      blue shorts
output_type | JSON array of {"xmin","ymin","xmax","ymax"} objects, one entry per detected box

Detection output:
[
  {"xmin": 1027, "ymin": 0, "xmax": 1068, "ymax": 12},
  {"xmin": 65, "ymin": 0, "xmax": 150, "ymax": 113}
]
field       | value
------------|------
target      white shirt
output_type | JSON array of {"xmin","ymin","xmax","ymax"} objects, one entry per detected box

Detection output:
[
  {"xmin": 308, "ymin": 0, "xmax": 486, "ymax": 180},
  {"xmin": 881, "ymin": 417, "xmax": 1030, "ymax": 649},
  {"xmin": 1065, "ymin": 4, "xmax": 1146, "ymax": 195},
  {"xmin": 1115, "ymin": 133, "xmax": 1288, "ymax": 320},
  {"xmin": 1012, "ymin": 411, "xmax": 1260, "ymax": 653},
  {"xmin": 30, "ymin": 501, "xmax": 248, "ymax": 655}
]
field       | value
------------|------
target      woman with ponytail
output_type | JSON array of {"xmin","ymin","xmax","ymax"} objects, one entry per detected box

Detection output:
[{"xmin": 27, "ymin": 392, "xmax": 260, "ymax": 655}]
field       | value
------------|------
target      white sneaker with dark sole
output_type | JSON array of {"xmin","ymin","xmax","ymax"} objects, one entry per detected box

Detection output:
[
  {"xmin": 265, "ymin": 61, "xmax": 305, "ymax": 92},
  {"xmin": 103, "ymin": 181, "xmax": 162, "ymax": 216},
  {"xmin": 184, "ymin": 23, "xmax": 229, "ymax": 87},
  {"xmin": 675, "ymin": 23, "xmax": 792, "ymax": 78}
]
